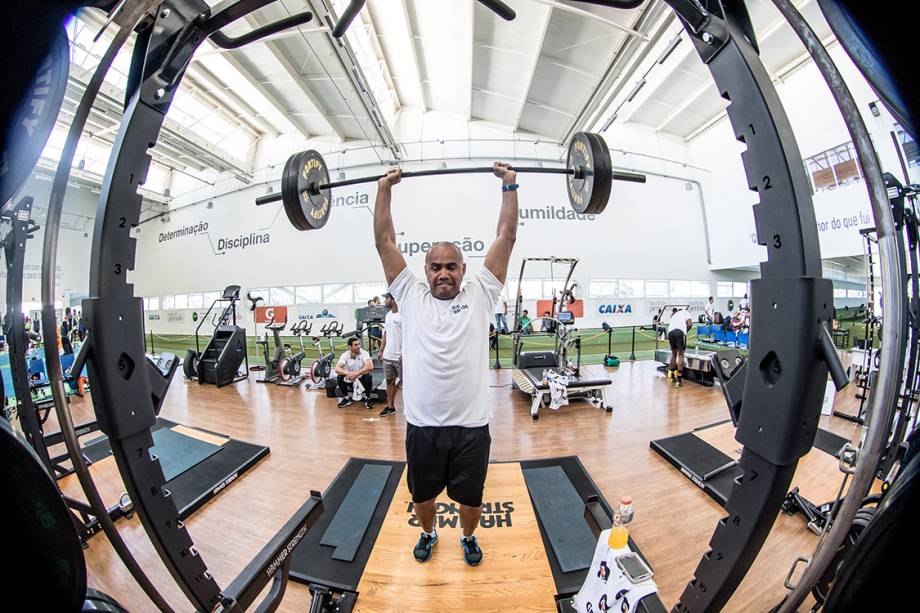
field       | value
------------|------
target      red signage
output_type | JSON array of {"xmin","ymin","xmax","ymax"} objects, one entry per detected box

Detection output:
[
  {"xmin": 255, "ymin": 305, "xmax": 287, "ymax": 324},
  {"xmin": 536, "ymin": 299, "xmax": 584, "ymax": 318}
]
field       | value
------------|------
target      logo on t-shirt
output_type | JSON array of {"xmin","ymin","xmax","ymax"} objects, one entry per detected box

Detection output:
[{"xmin": 450, "ymin": 304, "xmax": 470, "ymax": 315}]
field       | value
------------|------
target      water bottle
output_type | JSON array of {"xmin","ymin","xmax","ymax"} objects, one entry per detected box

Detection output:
[{"xmin": 618, "ymin": 496, "xmax": 634, "ymax": 525}]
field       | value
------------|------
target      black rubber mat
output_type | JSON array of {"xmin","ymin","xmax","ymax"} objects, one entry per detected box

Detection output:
[
  {"xmin": 81, "ymin": 418, "xmax": 268, "ymax": 519},
  {"xmin": 649, "ymin": 432, "xmax": 736, "ymax": 481},
  {"xmin": 522, "ymin": 465, "xmax": 597, "ymax": 573},
  {"xmin": 814, "ymin": 428, "xmax": 849, "ymax": 457},
  {"xmin": 149, "ymin": 427, "xmax": 221, "ymax": 482},
  {"xmin": 520, "ymin": 456, "xmax": 664, "ymax": 613},
  {"xmin": 320, "ymin": 463, "xmax": 392, "ymax": 562},
  {"xmin": 290, "ymin": 458, "xmax": 405, "ymax": 592}
]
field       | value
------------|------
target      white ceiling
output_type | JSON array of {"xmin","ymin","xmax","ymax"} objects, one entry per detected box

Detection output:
[{"xmin": 62, "ymin": 0, "xmax": 840, "ymax": 193}]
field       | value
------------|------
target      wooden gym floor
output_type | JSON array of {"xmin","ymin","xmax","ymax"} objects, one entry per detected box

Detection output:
[{"xmin": 52, "ymin": 359, "xmax": 863, "ymax": 612}]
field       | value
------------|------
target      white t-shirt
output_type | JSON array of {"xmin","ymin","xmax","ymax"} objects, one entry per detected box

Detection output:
[
  {"xmin": 704, "ymin": 301, "xmax": 714, "ymax": 319},
  {"xmin": 668, "ymin": 310, "xmax": 692, "ymax": 335},
  {"xmin": 739, "ymin": 297, "xmax": 750, "ymax": 310},
  {"xmin": 388, "ymin": 265, "xmax": 503, "ymax": 427},
  {"xmin": 337, "ymin": 349, "xmax": 372, "ymax": 374},
  {"xmin": 382, "ymin": 310, "xmax": 403, "ymax": 361}
]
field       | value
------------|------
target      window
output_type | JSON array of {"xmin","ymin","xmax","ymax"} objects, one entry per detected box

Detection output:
[
  {"xmin": 519, "ymin": 279, "xmax": 543, "ymax": 299},
  {"xmin": 589, "ymin": 280, "xmax": 619, "ymax": 298},
  {"xmin": 148, "ymin": 296, "xmax": 160, "ymax": 310},
  {"xmin": 354, "ymin": 282, "xmax": 387, "ymax": 302},
  {"xmin": 162, "ymin": 295, "xmax": 175, "ymax": 310},
  {"xmin": 733, "ymin": 282, "xmax": 748, "ymax": 297},
  {"xmin": 188, "ymin": 293, "xmax": 204, "ymax": 309},
  {"xmin": 834, "ymin": 288, "xmax": 847, "ymax": 298},
  {"xmin": 804, "ymin": 141, "xmax": 863, "ymax": 192},
  {"xmin": 847, "ymin": 289, "xmax": 866, "ymax": 298},
  {"xmin": 646, "ymin": 281, "xmax": 669, "ymax": 297},
  {"xmin": 619, "ymin": 280, "xmax": 644, "ymax": 297},
  {"xmin": 895, "ymin": 123, "xmax": 919, "ymax": 169},
  {"xmin": 174, "ymin": 294, "xmax": 188, "ymax": 309},
  {"xmin": 691, "ymin": 281, "xmax": 710, "ymax": 298},
  {"xmin": 203, "ymin": 291, "xmax": 221, "ymax": 305},
  {"xmin": 323, "ymin": 283, "xmax": 354, "ymax": 303},
  {"xmin": 543, "ymin": 279, "xmax": 568, "ymax": 299},
  {"xmin": 270, "ymin": 287, "xmax": 296, "ymax": 306},
  {"xmin": 717, "ymin": 282, "xmax": 733, "ymax": 298},
  {"xmin": 669, "ymin": 281, "xmax": 691, "ymax": 297},
  {"xmin": 296, "ymin": 286, "xmax": 322, "ymax": 304}
]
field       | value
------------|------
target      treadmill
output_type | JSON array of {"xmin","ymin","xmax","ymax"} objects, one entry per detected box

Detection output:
[{"xmin": 510, "ymin": 257, "xmax": 612, "ymax": 419}]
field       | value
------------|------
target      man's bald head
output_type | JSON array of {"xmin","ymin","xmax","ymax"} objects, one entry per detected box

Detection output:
[{"xmin": 425, "ymin": 241, "xmax": 463, "ymax": 264}]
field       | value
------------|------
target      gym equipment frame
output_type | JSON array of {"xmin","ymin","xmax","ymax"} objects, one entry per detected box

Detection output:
[{"xmin": 28, "ymin": 0, "xmax": 908, "ymax": 611}]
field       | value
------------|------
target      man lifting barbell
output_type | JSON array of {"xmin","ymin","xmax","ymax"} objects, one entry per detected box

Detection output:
[{"xmin": 375, "ymin": 161, "xmax": 519, "ymax": 568}]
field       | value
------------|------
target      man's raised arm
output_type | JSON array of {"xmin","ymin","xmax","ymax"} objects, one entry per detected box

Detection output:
[
  {"xmin": 483, "ymin": 162, "xmax": 518, "ymax": 284},
  {"xmin": 374, "ymin": 168, "xmax": 407, "ymax": 285}
]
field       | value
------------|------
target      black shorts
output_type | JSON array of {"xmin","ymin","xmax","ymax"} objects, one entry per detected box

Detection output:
[
  {"xmin": 668, "ymin": 329, "xmax": 686, "ymax": 352},
  {"xmin": 405, "ymin": 423, "xmax": 491, "ymax": 507}
]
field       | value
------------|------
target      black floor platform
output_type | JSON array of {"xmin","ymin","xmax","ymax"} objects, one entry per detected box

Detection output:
[
  {"xmin": 82, "ymin": 418, "xmax": 269, "ymax": 518},
  {"xmin": 289, "ymin": 458, "xmax": 405, "ymax": 592},
  {"xmin": 289, "ymin": 456, "xmax": 666, "ymax": 612},
  {"xmin": 521, "ymin": 457, "xmax": 666, "ymax": 613},
  {"xmin": 651, "ymin": 422, "xmax": 851, "ymax": 507}
]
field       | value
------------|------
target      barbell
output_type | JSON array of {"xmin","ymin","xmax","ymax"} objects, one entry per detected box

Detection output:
[{"xmin": 254, "ymin": 131, "xmax": 646, "ymax": 231}]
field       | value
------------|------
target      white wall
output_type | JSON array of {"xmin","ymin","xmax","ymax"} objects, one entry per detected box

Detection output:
[
  {"xmin": 687, "ymin": 42, "xmax": 917, "ymax": 270},
  {"xmin": 0, "ymin": 173, "xmax": 97, "ymax": 312},
  {"xmin": 133, "ymin": 138, "xmax": 731, "ymax": 332}
]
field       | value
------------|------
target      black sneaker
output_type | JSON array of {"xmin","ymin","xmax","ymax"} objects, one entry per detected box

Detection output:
[
  {"xmin": 337, "ymin": 397, "xmax": 353, "ymax": 408},
  {"xmin": 378, "ymin": 406, "xmax": 396, "ymax": 417},
  {"xmin": 364, "ymin": 398, "xmax": 374, "ymax": 410},
  {"xmin": 460, "ymin": 535, "xmax": 483, "ymax": 566},
  {"xmin": 413, "ymin": 532, "xmax": 438, "ymax": 562}
]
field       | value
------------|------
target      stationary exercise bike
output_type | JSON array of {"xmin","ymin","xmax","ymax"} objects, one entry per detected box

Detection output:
[
  {"xmin": 255, "ymin": 317, "xmax": 287, "ymax": 384},
  {"xmin": 309, "ymin": 321, "xmax": 343, "ymax": 396},
  {"xmin": 278, "ymin": 320, "xmax": 312, "ymax": 386}
]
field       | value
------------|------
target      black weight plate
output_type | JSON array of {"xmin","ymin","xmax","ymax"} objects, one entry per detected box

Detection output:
[
  {"xmin": 584, "ymin": 132, "xmax": 612, "ymax": 215},
  {"xmin": 566, "ymin": 132, "xmax": 612, "ymax": 215},
  {"xmin": 1, "ymin": 27, "xmax": 70, "ymax": 205},
  {"xmin": 282, "ymin": 149, "xmax": 332, "ymax": 231},
  {"xmin": 1, "ymin": 418, "xmax": 86, "ymax": 609},
  {"xmin": 281, "ymin": 151, "xmax": 309, "ymax": 231}
]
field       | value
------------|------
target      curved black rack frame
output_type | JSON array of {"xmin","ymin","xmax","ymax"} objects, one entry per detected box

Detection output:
[
  {"xmin": 80, "ymin": 0, "xmax": 834, "ymax": 611},
  {"xmin": 80, "ymin": 1, "xmax": 323, "ymax": 610}
]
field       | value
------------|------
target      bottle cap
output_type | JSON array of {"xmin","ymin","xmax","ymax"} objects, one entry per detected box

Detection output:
[{"xmin": 620, "ymin": 495, "xmax": 633, "ymax": 505}]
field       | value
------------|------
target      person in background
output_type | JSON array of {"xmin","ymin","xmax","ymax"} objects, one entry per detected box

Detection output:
[
  {"xmin": 541, "ymin": 310, "xmax": 557, "ymax": 334},
  {"xmin": 377, "ymin": 293, "xmax": 402, "ymax": 418},
  {"xmin": 495, "ymin": 299, "xmax": 509, "ymax": 334},
  {"xmin": 77, "ymin": 312, "xmax": 87, "ymax": 342},
  {"xmin": 704, "ymin": 296, "xmax": 715, "ymax": 324},
  {"xmin": 739, "ymin": 293, "xmax": 750, "ymax": 312},
  {"xmin": 667, "ymin": 307, "xmax": 692, "ymax": 388},
  {"xmin": 60, "ymin": 307, "xmax": 75, "ymax": 355},
  {"xmin": 366, "ymin": 299, "xmax": 383, "ymax": 353},
  {"xmin": 519, "ymin": 309, "xmax": 533, "ymax": 335},
  {"xmin": 335, "ymin": 337, "xmax": 375, "ymax": 410},
  {"xmin": 32, "ymin": 313, "xmax": 41, "ymax": 336}
]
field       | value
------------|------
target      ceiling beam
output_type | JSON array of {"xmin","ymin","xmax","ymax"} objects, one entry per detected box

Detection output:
[
  {"xmin": 512, "ymin": 4, "xmax": 554, "ymax": 132},
  {"xmin": 248, "ymin": 35, "xmax": 346, "ymax": 141},
  {"xmin": 653, "ymin": 79, "xmax": 714, "ymax": 132},
  {"xmin": 399, "ymin": 0, "xmax": 427, "ymax": 112},
  {"xmin": 213, "ymin": 51, "xmax": 312, "ymax": 140},
  {"xmin": 187, "ymin": 62, "xmax": 280, "ymax": 136}
]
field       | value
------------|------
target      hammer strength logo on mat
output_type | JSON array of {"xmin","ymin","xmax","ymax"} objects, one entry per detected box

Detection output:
[{"xmin": 407, "ymin": 501, "xmax": 515, "ymax": 529}]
